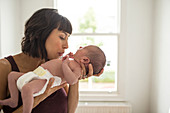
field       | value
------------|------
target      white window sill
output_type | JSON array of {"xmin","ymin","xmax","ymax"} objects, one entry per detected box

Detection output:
[
  {"xmin": 78, "ymin": 101, "xmax": 131, "ymax": 106},
  {"xmin": 76, "ymin": 101, "xmax": 132, "ymax": 113},
  {"xmin": 79, "ymin": 90, "xmax": 125, "ymax": 102}
]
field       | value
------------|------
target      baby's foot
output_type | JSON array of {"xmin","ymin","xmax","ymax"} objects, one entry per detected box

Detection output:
[{"xmin": 0, "ymin": 99, "xmax": 18, "ymax": 108}]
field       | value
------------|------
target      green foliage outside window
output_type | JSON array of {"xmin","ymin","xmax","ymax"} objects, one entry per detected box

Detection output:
[
  {"xmin": 80, "ymin": 71, "xmax": 115, "ymax": 83},
  {"xmin": 78, "ymin": 8, "xmax": 115, "ymax": 83},
  {"xmin": 78, "ymin": 7, "xmax": 96, "ymax": 33}
]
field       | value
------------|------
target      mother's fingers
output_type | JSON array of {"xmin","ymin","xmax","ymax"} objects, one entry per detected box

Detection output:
[
  {"xmin": 80, "ymin": 62, "xmax": 86, "ymax": 76},
  {"xmin": 51, "ymin": 82, "xmax": 67, "ymax": 91},
  {"xmin": 50, "ymin": 83, "xmax": 67, "ymax": 94},
  {"xmin": 87, "ymin": 64, "xmax": 93, "ymax": 77},
  {"xmin": 94, "ymin": 68, "xmax": 104, "ymax": 77},
  {"xmin": 44, "ymin": 78, "xmax": 54, "ymax": 95},
  {"xmin": 99, "ymin": 68, "xmax": 104, "ymax": 75},
  {"xmin": 44, "ymin": 78, "xmax": 67, "ymax": 97}
]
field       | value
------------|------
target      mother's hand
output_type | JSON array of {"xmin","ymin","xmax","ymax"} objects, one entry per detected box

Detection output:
[
  {"xmin": 80, "ymin": 63, "xmax": 104, "ymax": 79},
  {"xmin": 34, "ymin": 78, "xmax": 67, "ymax": 107},
  {"xmin": 13, "ymin": 78, "xmax": 67, "ymax": 113},
  {"xmin": 44, "ymin": 78, "xmax": 65, "ymax": 95}
]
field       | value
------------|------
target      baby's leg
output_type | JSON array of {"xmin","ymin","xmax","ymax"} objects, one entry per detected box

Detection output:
[
  {"xmin": 21, "ymin": 79, "xmax": 47, "ymax": 113},
  {"xmin": 0, "ymin": 71, "xmax": 23, "ymax": 108}
]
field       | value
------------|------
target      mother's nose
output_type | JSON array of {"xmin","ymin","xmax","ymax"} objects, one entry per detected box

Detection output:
[{"xmin": 63, "ymin": 41, "xmax": 68, "ymax": 49}]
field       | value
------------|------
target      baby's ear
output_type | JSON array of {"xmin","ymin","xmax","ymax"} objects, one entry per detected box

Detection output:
[{"xmin": 80, "ymin": 56, "xmax": 90, "ymax": 64}]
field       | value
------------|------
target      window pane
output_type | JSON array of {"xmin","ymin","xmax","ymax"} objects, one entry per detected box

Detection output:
[
  {"xmin": 64, "ymin": 35, "xmax": 118, "ymax": 91},
  {"xmin": 57, "ymin": 0, "xmax": 119, "ymax": 92},
  {"xmin": 57, "ymin": 0, "xmax": 118, "ymax": 33}
]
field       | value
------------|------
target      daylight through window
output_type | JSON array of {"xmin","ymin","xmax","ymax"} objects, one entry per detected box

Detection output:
[{"xmin": 56, "ymin": 0, "xmax": 119, "ymax": 92}]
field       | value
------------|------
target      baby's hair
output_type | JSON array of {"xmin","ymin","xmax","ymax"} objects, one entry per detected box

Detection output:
[{"xmin": 85, "ymin": 45, "xmax": 106, "ymax": 75}]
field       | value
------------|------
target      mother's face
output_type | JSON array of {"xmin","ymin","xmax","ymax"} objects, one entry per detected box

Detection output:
[{"xmin": 45, "ymin": 28, "xmax": 70, "ymax": 60}]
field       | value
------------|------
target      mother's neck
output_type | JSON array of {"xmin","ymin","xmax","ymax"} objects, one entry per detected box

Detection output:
[{"xmin": 13, "ymin": 53, "xmax": 45, "ymax": 72}]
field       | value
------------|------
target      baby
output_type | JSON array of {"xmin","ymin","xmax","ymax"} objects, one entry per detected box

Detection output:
[{"xmin": 0, "ymin": 45, "xmax": 106, "ymax": 113}]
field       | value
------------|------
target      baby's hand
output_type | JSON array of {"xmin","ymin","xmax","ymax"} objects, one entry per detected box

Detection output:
[
  {"xmin": 62, "ymin": 55, "xmax": 70, "ymax": 64},
  {"xmin": 62, "ymin": 52, "xmax": 74, "ymax": 61},
  {"xmin": 68, "ymin": 52, "xmax": 74, "ymax": 58}
]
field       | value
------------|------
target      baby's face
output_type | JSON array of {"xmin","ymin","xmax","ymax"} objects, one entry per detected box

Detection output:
[{"xmin": 74, "ymin": 47, "xmax": 87, "ymax": 60}]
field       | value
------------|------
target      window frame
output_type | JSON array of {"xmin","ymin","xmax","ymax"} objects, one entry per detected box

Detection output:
[
  {"xmin": 73, "ymin": 34, "xmax": 123, "ymax": 102},
  {"xmin": 55, "ymin": 0, "xmax": 126, "ymax": 101}
]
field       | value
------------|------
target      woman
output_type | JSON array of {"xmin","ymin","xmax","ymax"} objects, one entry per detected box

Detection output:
[{"xmin": 0, "ymin": 8, "xmax": 103, "ymax": 113}]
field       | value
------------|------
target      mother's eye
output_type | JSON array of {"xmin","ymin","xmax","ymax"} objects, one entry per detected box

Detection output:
[{"xmin": 59, "ymin": 36, "xmax": 65, "ymax": 40}]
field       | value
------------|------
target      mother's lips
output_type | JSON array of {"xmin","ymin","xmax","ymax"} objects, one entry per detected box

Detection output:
[{"xmin": 58, "ymin": 52, "xmax": 64, "ymax": 56}]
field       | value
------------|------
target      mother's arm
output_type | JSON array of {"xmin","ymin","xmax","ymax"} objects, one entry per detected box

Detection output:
[
  {"xmin": 13, "ymin": 78, "xmax": 79, "ymax": 113},
  {"xmin": 13, "ymin": 78, "xmax": 67, "ymax": 113},
  {"xmin": 67, "ymin": 63, "xmax": 104, "ymax": 113},
  {"xmin": 67, "ymin": 82, "xmax": 79, "ymax": 113},
  {"xmin": 0, "ymin": 59, "xmax": 12, "ymax": 110}
]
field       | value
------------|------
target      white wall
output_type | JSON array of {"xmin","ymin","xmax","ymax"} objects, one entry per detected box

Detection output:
[
  {"xmin": 120, "ymin": 0, "xmax": 153, "ymax": 113},
  {"xmin": 0, "ymin": 0, "xmax": 21, "ymax": 58},
  {"xmin": 1, "ymin": 0, "xmax": 170, "ymax": 113},
  {"xmin": 150, "ymin": 0, "xmax": 170, "ymax": 113},
  {"xmin": 0, "ymin": 0, "xmax": 153, "ymax": 113},
  {"xmin": 0, "ymin": 0, "xmax": 54, "ymax": 58},
  {"xmin": 20, "ymin": 0, "xmax": 54, "ymax": 36}
]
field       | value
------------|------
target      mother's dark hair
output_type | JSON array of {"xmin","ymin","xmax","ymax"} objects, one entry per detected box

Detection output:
[{"xmin": 21, "ymin": 8, "xmax": 72, "ymax": 60}]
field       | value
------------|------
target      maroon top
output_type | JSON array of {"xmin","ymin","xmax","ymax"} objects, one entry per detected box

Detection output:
[{"xmin": 3, "ymin": 56, "xmax": 68, "ymax": 113}]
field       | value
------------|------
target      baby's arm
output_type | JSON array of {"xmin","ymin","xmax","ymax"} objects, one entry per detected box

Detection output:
[{"xmin": 62, "ymin": 57, "xmax": 81, "ymax": 85}]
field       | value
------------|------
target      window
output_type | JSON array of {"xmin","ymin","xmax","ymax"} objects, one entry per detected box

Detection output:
[{"xmin": 55, "ymin": 0, "xmax": 120, "ymax": 100}]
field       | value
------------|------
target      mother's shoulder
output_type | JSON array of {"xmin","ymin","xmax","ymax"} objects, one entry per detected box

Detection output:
[{"xmin": 0, "ymin": 58, "xmax": 11, "ymax": 75}]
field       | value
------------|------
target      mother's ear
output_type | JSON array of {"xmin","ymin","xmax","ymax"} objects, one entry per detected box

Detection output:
[{"xmin": 80, "ymin": 56, "xmax": 90, "ymax": 64}]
